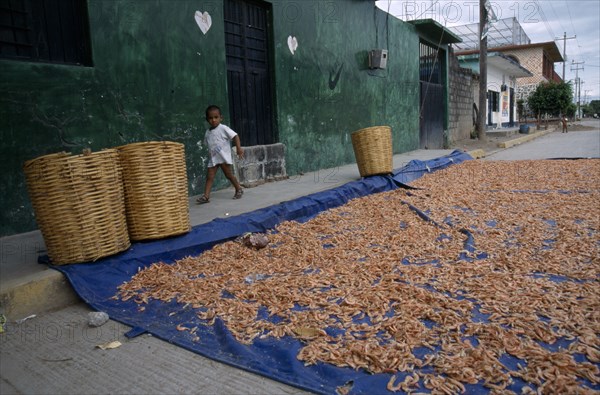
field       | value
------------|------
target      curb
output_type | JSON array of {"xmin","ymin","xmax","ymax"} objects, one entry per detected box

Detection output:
[
  {"xmin": 464, "ymin": 128, "xmax": 556, "ymax": 160},
  {"xmin": 0, "ymin": 270, "xmax": 80, "ymax": 320},
  {"xmin": 467, "ymin": 149, "xmax": 486, "ymax": 159},
  {"xmin": 497, "ymin": 128, "xmax": 554, "ymax": 149}
]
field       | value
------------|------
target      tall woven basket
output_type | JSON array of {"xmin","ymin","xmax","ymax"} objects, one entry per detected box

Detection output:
[
  {"xmin": 117, "ymin": 141, "xmax": 190, "ymax": 241},
  {"xmin": 351, "ymin": 126, "xmax": 393, "ymax": 177},
  {"xmin": 23, "ymin": 150, "xmax": 130, "ymax": 265}
]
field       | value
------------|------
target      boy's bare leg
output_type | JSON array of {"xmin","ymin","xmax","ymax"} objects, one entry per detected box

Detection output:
[
  {"xmin": 219, "ymin": 164, "xmax": 242, "ymax": 191},
  {"xmin": 203, "ymin": 166, "xmax": 218, "ymax": 198}
]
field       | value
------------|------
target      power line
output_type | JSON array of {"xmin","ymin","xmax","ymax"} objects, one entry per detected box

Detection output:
[
  {"xmin": 555, "ymin": 33, "xmax": 577, "ymax": 80},
  {"xmin": 534, "ymin": 0, "xmax": 555, "ymax": 41},
  {"xmin": 564, "ymin": 0, "xmax": 583, "ymax": 59},
  {"xmin": 571, "ymin": 60, "xmax": 585, "ymax": 118},
  {"xmin": 548, "ymin": 1, "xmax": 567, "ymax": 33},
  {"xmin": 414, "ymin": 0, "xmax": 441, "ymax": 21}
]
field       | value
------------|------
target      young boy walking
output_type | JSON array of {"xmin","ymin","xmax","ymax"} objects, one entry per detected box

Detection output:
[{"xmin": 196, "ymin": 105, "xmax": 244, "ymax": 204}]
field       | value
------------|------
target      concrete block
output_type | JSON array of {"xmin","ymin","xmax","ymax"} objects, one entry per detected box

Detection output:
[
  {"xmin": 235, "ymin": 143, "xmax": 287, "ymax": 188},
  {"xmin": 239, "ymin": 163, "xmax": 264, "ymax": 186},
  {"xmin": 265, "ymin": 143, "xmax": 285, "ymax": 159},
  {"xmin": 243, "ymin": 145, "xmax": 266, "ymax": 162},
  {"xmin": 264, "ymin": 160, "xmax": 286, "ymax": 180}
]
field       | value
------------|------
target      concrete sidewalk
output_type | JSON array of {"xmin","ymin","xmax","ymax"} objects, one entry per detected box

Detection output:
[{"xmin": 1, "ymin": 149, "xmax": 457, "ymax": 321}]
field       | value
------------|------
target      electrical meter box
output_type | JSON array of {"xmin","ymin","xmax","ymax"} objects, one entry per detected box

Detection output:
[{"xmin": 369, "ymin": 49, "xmax": 388, "ymax": 69}]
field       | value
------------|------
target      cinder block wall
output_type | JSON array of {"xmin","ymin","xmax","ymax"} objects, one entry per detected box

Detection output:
[
  {"xmin": 448, "ymin": 52, "xmax": 476, "ymax": 143},
  {"xmin": 233, "ymin": 143, "xmax": 287, "ymax": 188}
]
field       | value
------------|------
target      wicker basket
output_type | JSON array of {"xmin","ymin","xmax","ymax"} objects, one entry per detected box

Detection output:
[
  {"xmin": 351, "ymin": 126, "xmax": 393, "ymax": 177},
  {"xmin": 117, "ymin": 141, "xmax": 190, "ymax": 241},
  {"xmin": 23, "ymin": 150, "xmax": 130, "ymax": 265}
]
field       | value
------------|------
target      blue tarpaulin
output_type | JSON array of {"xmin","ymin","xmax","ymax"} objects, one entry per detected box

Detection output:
[{"xmin": 49, "ymin": 151, "xmax": 598, "ymax": 394}]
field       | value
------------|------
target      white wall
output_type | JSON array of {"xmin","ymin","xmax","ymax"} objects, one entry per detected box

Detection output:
[{"xmin": 487, "ymin": 64, "xmax": 518, "ymax": 126}]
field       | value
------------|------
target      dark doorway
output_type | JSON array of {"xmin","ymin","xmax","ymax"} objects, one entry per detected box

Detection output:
[
  {"xmin": 224, "ymin": 0, "xmax": 274, "ymax": 146},
  {"xmin": 418, "ymin": 41, "xmax": 444, "ymax": 149},
  {"xmin": 488, "ymin": 91, "xmax": 493, "ymax": 126},
  {"xmin": 509, "ymin": 87, "xmax": 515, "ymax": 126}
]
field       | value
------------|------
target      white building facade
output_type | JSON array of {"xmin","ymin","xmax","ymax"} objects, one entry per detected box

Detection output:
[{"xmin": 457, "ymin": 52, "xmax": 532, "ymax": 127}]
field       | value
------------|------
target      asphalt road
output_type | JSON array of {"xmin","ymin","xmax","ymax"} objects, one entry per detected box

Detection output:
[{"xmin": 487, "ymin": 118, "xmax": 600, "ymax": 160}]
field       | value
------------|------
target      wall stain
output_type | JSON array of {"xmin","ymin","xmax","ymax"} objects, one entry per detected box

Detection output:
[{"xmin": 328, "ymin": 62, "xmax": 344, "ymax": 90}]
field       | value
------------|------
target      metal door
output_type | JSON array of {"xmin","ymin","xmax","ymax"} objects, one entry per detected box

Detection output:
[
  {"xmin": 224, "ymin": 0, "xmax": 274, "ymax": 146},
  {"xmin": 419, "ymin": 42, "xmax": 444, "ymax": 149},
  {"xmin": 419, "ymin": 82, "xmax": 444, "ymax": 149}
]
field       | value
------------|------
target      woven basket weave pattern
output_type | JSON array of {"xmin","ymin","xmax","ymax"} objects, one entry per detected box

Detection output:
[
  {"xmin": 117, "ymin": 141, "xmax": 190, "ymax": 241},
  {"xmin": 351, "ymin": 126, "xmax": 393, "ymax": 177},
  {"xmin": 23, "ymin": 150, "xmax": 130, "ymax": 265}
]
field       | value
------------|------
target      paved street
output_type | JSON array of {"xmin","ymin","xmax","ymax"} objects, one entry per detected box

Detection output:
[
  {"xmin": 487, "ymin": 118, "xmax": 600, "ymax": 160},
  {"xmin": 1, "ymin": 123, "xmax": 599, "ymax": 395}
]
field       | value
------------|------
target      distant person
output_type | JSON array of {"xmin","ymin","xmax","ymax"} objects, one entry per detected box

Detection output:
[
  {"xmin": 196, "ymin": 105, "xmax": 244, "ymax": 204},
  {"xmin": 562, "ymin": 117, "xmax": 568, "ymax": 133}
]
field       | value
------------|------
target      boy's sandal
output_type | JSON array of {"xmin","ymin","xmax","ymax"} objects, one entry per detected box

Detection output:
[
  {"xmin": 196, "ymin": 195, "xmax": 210, "ymax": 204},
  {"xmin": 233, "ymin": 189, "xmax": 244, "ymax": 199}
]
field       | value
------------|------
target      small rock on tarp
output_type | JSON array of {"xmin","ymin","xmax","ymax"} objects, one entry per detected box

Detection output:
[{"xmin": 238, "ymin": 232, "xmax": 269, "ymax": 249}]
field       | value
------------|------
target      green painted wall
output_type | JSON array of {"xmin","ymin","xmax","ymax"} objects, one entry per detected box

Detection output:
[
  {"xmin": 0, "ymin": 0, "xmax": 419, "ymax": 236},
  {"xmin": 270, "ymin": 0, "xmax": 420, "ymax": 174}
]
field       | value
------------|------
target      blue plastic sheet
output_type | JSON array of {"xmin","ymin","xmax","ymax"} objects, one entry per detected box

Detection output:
[{"xmin": 51, "ymin": 150, "xmax": 520, "ymax": 394}]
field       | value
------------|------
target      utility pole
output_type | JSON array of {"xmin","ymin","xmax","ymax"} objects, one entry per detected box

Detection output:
[
  {"xmin": 571, "ymin": 61, "xmax": 584, "ymax": 119},
  {"xmin": 579, "ymin": 80, "xmax": 584, "ymax": 118},
  {"xmin": 477, "ymin": 0, "xmax": 487, "ymax": 141},
  {"xmin": 555, "ymin": 32, "xmax": 576, "ymax": 81}
]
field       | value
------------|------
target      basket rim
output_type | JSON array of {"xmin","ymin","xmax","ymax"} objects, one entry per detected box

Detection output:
[
  {"xmin": 24, "ymin": 149, "xmax": 121, "ymax": 169},
  {"xmin": 351, "ymin": 125, "xmax": 391, "ymax": 136},
  {"xmin": 23, "ymin": 152, "xmax": 71, "ymax": 168},
  {"xmin": 116, "ymin": 141, "xmax": 184, "ymax": 150}
]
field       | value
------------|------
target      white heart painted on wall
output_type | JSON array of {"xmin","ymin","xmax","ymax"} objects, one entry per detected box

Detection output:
[
  {"xmin": 287, "ymin": 36, "xmax": 298, "ymax": 55},
  {"xmin": 195, "ymin": 11, "xmax": 212, "ymax": 35}
]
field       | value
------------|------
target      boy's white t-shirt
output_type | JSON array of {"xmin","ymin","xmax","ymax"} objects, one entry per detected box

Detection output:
[{"xmin": 204, "ymin": 124, "xmax": 237, "ymax": 167}]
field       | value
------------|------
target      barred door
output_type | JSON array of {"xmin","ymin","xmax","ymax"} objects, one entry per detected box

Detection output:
[
  {"xmin": 224, "ymin": 0, "xmax": 274, "ymax": 146},
  {"xmin": 419, "ymin": 42, "xmax": 444, "ymax": 149}
]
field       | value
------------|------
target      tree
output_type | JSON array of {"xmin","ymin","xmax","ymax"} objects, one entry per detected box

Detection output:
[
  {"xmin": 581, "ymin": 100, "xmax": 600, "ymax": 117},
  {"xmin": 588, "ymin": 100, "xmax": 600, "ymax": 115},
  {"xmin": 565, "ymin": 103, "xmax": 576, "ymax": 118},
  {"xmin": 527, "ymin": 82, "xmax": 573, "ymax": 124},
  {"xmin": 527, "ymin": 86, "xmax": 546, "ymax": 124}
]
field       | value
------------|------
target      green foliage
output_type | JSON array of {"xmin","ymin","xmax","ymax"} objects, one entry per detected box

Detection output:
[
  {"xmin": 583, "ymin": 100, "xmax": 600, "ymax": 116},
  {"xmin": 527, "ymin": 82, "xmax": 573, "ymax": 117},
  {"xmin": 566, "ymin": 103, "xmax": 576, "ymax": 118}
]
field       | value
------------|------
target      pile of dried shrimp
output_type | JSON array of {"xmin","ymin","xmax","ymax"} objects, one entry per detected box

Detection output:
[{"xmin": 118, "ymin": 159, "xmax": 599, "ymax": 394}]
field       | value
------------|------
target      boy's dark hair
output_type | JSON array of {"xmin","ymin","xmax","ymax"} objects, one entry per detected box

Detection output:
[{"xmin": 205, "ymin": 105, "xmax": 221, "ymax": 118}]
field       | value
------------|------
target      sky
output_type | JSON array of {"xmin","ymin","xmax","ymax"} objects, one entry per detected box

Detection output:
[{"xmin": 375, "ymin": 0, "xmax": 600, "ymax": 102}]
